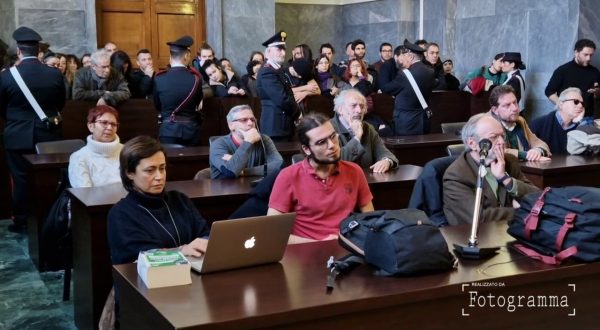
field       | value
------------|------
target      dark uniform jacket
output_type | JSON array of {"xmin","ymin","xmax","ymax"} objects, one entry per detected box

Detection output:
[
  {"xmin": 256, "ymin": 62, "xmax": 296, "ymax": 139},
  {"xmin": 503, "ymin": 70, "xmax": 525, "ymax": 110},
  {"xmin": 153, "ymin": 66, "xmax": 203, "ymax": 145},
  {"xmin": 0, "ymin": 57, "xmax": 66, "ymax": 150},
  {"xmin": 381, "ymin": 61, "xmax": 435, "ymax": 135},
  {"xmin": 443, "ymin": 151, "xmax": 539, "ymax": 226}
]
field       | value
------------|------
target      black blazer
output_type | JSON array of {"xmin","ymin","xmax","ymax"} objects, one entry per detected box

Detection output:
[{"xmin": 0, "ymin": 58, "xmax": 66, "ymax": 150}]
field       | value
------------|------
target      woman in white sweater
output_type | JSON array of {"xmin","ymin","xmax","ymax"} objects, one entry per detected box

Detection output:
[{"xmin": 68, "ymin": 105, "xmax": 123, "ymax": 187}]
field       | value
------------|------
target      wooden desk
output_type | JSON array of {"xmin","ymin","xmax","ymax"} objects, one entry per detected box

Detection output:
[
  {"xmin": 520, "ymin": 155, "xmax": 600, "ymax": 188},
  {"xmin": 114, "ymin": 221, "xmax": 599, "ymax": 329},
  {"xmin": 384, "ymin": 133, "xmax": 462, "ymax": 166},
  {"xmin": 69, "ymin": 166, "xmax": 421, "ymax": 329},
  {"xmin": 23, "ymin": 142, "xmax": 300, "ymax": 270}
]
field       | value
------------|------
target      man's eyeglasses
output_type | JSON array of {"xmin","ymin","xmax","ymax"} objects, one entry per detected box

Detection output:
[
  {"xmin": 232, "ymin": 117, "xmax": 256, "ymax": 123},
  {"xmin": 564, "ymin": 99, "xmax": 585, "ymax": 107},
  {"xmin": 95, "ymin": 120, "xmax": 119, "ymax": 128},
  {"xmin": 311, "ymin": 132, "xmax": 339, "ymax": 148}
]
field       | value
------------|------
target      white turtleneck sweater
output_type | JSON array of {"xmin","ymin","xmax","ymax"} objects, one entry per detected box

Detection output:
[{"xmin": 68, "ymin": 135, "xmax": 123, "ymax": 188}]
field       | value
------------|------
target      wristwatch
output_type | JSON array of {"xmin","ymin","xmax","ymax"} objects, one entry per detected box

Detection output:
[{"xmin": 497, "ymin": 172, "xmax": 511, "ymax": 184}]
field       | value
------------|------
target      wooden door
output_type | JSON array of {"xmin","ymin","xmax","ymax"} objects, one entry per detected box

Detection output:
[{"xmin": 96, "ymin": 0, "xmax": 206, "ymax": 69}]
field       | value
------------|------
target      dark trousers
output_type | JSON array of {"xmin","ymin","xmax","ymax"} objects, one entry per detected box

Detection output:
[{"xmin": 5, "ymin": 149, "xmax": 34, "ymax": 225}]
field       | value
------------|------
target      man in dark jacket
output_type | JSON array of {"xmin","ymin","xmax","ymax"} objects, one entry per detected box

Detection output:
[
  {"xmin": 256, "ymin": 31, "xmax": 297, "ymax": 142},
  {"xmin": 381, "ymin": 39, "xmax": 435, "ymax": 135},
  {"xmin": 72, "ymin": 49, "xmax": 130, "ymax": 106},
  {"xmin": 0, "ymin": 27, "xmax": 66, "ymax": 231},
  {"xmin": 153, "ymin": 35, "xmax": 203, "ymax": 146}
]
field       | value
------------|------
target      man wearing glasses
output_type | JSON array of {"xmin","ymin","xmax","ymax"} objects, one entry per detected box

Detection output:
[
  {"xmin": 209, "ymin": 105, "xmax": 282, "ymax": 179},
  {"xmin": 443, "ymin": 113, "xmax": 539, "ymax": 226},
  {"xmin": 531, "ymin": 87, "xmax": 589, "ymax": 155},
  {"xmin": 72, "ymin": 49, "xmax": 130, "ymax": 106},
  {"xmin": 268, "ymin": 113, "xmax": 374, "ymax": 244}
]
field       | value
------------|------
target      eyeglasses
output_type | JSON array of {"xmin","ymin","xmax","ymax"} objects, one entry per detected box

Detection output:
[
  {"xmin": 95, "ymin": 120, "xmax": 119, "ymax": 128},
  {"xmin": 311, "ymin": 132, "xmax": 339, "ymax": 148},
  {"xmin": 232, "ymin": 117, "xmax": 256, "ymax": 123},
  {"xmin": 564, "ymin": 99, "xmax": 585, "ymax": 107}
]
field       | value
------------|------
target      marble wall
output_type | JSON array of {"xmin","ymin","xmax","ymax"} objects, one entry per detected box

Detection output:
[
  {"xmin": 579, "ymin": 0, "xmax": 600, "ymax": 69},
  {"xmin": 0, "ymin": 0, "xmax": 15, "ymax": 49},
  {"xmin": 276, "ymin": 0, "xmax": 416, "ymax": 65},
  {"xmin": 1, "ymin": 0, "xmax": 96, "ymax": 56},
  {"xmin": 206, "ymin": 0, "xmax": 275, "ymax": 74},
  {"xmin": 0, "ymin": 0, "xmax": 96, "ymax": 55}
]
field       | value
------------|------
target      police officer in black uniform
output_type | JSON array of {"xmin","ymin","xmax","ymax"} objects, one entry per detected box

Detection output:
[
  {"xmin": 153, "ymin": 36, "xmax": 203, "ymax": 146},
  {"xmin": 256, "ymin": 31, "xmax": 297, "ymax": 142},
  {"xmin": 381, "ymin": 39, "xmax": 435, "ymax": 135},
  {"xmin": 0, "ymin": 26, "xmax": 66, "ymax": 232}
]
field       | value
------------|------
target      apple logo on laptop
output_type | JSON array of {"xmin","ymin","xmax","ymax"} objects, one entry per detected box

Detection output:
[{"xmin": 244, "ymin": 236, "xmax": 256, "ymax": 249}]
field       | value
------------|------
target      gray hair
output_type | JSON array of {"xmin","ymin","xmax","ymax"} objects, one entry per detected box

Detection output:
[
  {"xmin": 557, "ymin": 87, "xmax": 583, "ymax": 110},
  {"xmin": 333, "ymin": 88, "xmax": 366, "ymax": 113},
  {"xmin": 226, "ymin": 104, "xmax": 253, "ymax": 123},
  {"xmin": 461, "ymin": 113, "xmax": 492, "ymax": 151},
  {"xmin": 91, "ymin": 49, "xmax": 110, "ymax": 66}
]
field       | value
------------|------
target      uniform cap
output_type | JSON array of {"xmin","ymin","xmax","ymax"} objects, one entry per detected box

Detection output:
[
  {"xmin": 13, "ymin": 26, "xmax": 42, "ymax": 44},
  {"xmin": 167, "ymin": 35, "xmax": 194, "ymax": 51},
  {"xmin": 262, "ymin": 31, "xmax": 287, "ymax": 49},
  {"xmin": 402, "ymin": 39, "xmax": 425, "ymax": 54}
]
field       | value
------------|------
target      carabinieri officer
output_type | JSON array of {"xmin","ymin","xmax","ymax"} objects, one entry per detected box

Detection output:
[
  {"xmin": 153, "ymin": 35, "xmax": 204, "ymax": 146},
  {"xmin": 0, "ymin": 26, "xmax": 66, "ymax": 232}
]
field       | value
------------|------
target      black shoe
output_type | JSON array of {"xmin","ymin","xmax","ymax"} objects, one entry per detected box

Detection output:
[{"xmin": 7, "ymin": 223, "xmax": 27, "ymax": 233}]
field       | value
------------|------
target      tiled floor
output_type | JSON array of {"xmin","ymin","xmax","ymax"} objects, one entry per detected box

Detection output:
[{"xmin": 0, "ymin": 220, "xmax": 76, "ymax": 330}]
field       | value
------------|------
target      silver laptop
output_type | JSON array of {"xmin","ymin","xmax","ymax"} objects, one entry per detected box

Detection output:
[{"xmin": 188, "ymin": 213, "xmax": 296, "ymax": 274}]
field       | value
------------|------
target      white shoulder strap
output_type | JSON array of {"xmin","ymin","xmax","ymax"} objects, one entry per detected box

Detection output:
[
  {"xmin": 9, "ymin": 66, "xmax": 48, "ymax": 121},
  {"xmin": 402, "ymin": 69, "xmax": 428, "ymax": 109}
]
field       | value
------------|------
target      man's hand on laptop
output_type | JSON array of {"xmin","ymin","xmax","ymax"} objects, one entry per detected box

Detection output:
[{"xmin": 180, "ymin": 238, "xmax": 208, "ymax": 257}]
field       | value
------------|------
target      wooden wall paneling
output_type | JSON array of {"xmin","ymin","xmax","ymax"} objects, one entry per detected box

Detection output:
[
  {"xmin": 97, "ymin": 0, "xmax": 150, "ymax": 64},
  {"xmin": 151, "ymin": 0, "xmax": 206, "ymax": 69}
]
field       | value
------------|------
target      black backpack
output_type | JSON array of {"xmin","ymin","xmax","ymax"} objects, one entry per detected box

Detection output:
[
  {"xmin": 330, "ymin": 209, "xmax": 456, "ymax": 283},
  {"xmin": 507, "ymin": 186, "xmax": 600, "ymax": 264}
]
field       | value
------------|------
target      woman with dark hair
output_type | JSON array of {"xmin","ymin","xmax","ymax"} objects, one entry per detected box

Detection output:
[
  {"xmin": 290, "ymin": 43, "xmax": 313, "ymax": 64},
  {"xmin": 314, "ymin": 54, "xmax": 343, "ymax": 97},
  {"xmin": 107, "ymin": 136, "xmax": 210, "ymax": 265},
  {"xmin": 64, "ymin": 54, "xmax": 81, "ymax": 99},
  {"xmin": 241, "ymin": 60, "xmax": 262, "ymax": 97},
  {"xmin": 249, "ymin": 51, "xmax": 264, "ymax": 64},
  {"xmin": 110, "ymin": 50, "xmax": 133, "ymax": 86},
  {"xmin": 340, "ymin": 58, "xmax": 374, "ymax": 97},
  {"xmin": 68, "ymin": 105, "xmax": 122, "ymax": 187}
]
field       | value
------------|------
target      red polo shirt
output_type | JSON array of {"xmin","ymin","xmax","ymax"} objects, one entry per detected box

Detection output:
[{"xmin": 269, "ymin": 159, "xmax": 373, "ymax": 240}]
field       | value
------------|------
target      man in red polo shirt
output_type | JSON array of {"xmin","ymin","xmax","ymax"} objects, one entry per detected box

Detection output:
[{"xmin": 267, "ymin": 113, "xmax": 374, "ymax": 244}]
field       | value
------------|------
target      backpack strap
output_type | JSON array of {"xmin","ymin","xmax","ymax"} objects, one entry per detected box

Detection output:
[
  {"xmin": 326, "ymin": 254, "xmax": 364, "ymax": 291},
  {"xmin": 524, "ymin": 187, "xmax": 551, "ymax": 239},
  {"xmin": 512, "ymin": 243, "xmax": 578, "ymax": 265},
  {"xmin": 556, "ymin": 213, "xmax": 576, "ymax": 251}
]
